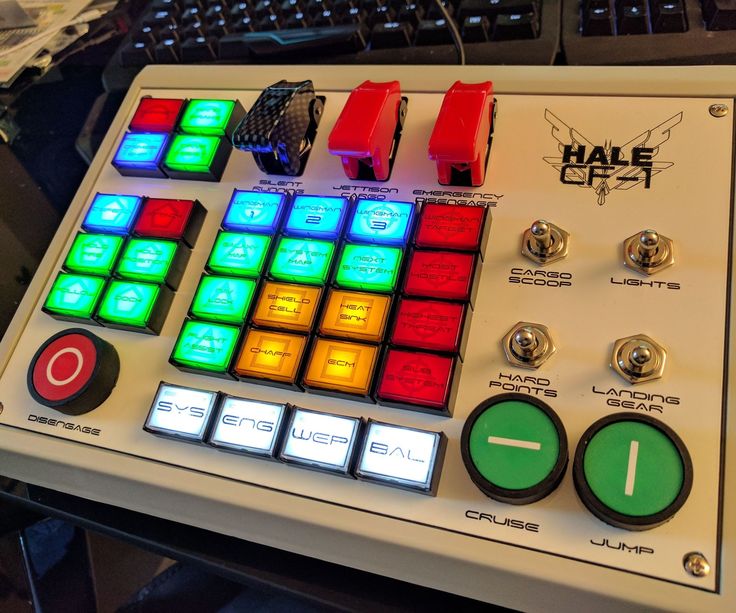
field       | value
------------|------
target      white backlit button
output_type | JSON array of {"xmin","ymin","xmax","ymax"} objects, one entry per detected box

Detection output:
[
  {"xmin": 279, "ymin": 408, "xmax": 361, "ymax": 475},
  {"xmin": 355, "ymin": 420, "xmax": 446, "ymax": 495},
  {"xmin": 208, "ymin": 395, "xmax": 287, "ymax": 457},
  {"xmin": 144, "ymin": 382, "xmax": 218, "ymax": 442}
]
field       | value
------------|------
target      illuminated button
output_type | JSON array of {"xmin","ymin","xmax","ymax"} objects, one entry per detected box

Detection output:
[
  {"xmin": 319, "ymin": 289, "xmax": 391, "ymax": 342},
  {"xmin": 355, "ymin": 420, "xmax": 446, "ymax": 495},
  {"xmin": 347, "ymin": 199, "xmax": 415, "ymax": 246},
  {"xmin": 170, "ymin": 320, "xmax": 241, "ymax": 373},
  {"xmin": 303, "ymin": 338, "xmax": 379, "ymax": 397},
  {"xmin": 162, "ymin": 134, "xmax": 231, "ymax": 181},
  {"xmin": 82, "ymin": 194, "xmax": 142, "ymax": 235},
  {"xmin": 403, "ymin": 250, "xmax": 477, "ymax": 302},
  {"xmin": 234, "ymin": 329, "xmax": 307, "ymax": 387},
  {"xmin": 283, "ymin": 195, "xmax": 349, "ymax": 239},
  {"xmin": 28, "ymin": 328, "xmax": 120, "ymax": 416},
  {"xmin": 461, "ymin": 394, "xmax": 568, "ymax": 505},
  {"xmin": 269, "ymin": 237, "xmax": 335, "ymax": 285},
  {"xmin": 223, "ymin": 190, "xmax": 286, "ymax": 234},
  {"xmin": 63, "ymin": 233, "xmax": 124, "ymax": 276},
  {"xmin": 377, "ymin": 349, "xmax": 458, "ymax": 414},
  {"xmin": 43, "ymin": 273, "xmax": 106, "ymax": 321},
  {"xmin": 251, "ymin": 281, "xmax": 322, "ymax": 332},
  {"xmin": 133, "ymin": 198, "xmax": 206, "ymax": 247},
  {"xmin": 208, "ymin": 395, "xmax": 287, "ymax": 457},
  {"xmin": 279, "ymin": 407, "xmax": 361, "ymax": 475},
  {"xmin": 96, "ymin": 280, "xmax": 173, "ymax": 334},
  {"xmin": 144, "ymin": 382, "xmax": 218, "ymax": 441},
  {"xmin": 415, "ymin": 203, "xmax": 488, "ymax": 252},
  {"xmin": 390, "ymin": 298, "xmax": 466, "ymax": 354},
  {"xmin": 207, "ymin": 231, "xmax": 271, "ymax": 277},
  {"xmin": 190, "ymin": 275, "xmax": 256, "ymax": 324},
  {"xmin": 129, "ymin": 97, "xmax": 184, "ymax": 132},
  {"xmin": 112, "ymin": 133, "xmax": 168, "ymax": 178},
  {"xmin": 573, "ymin": 413, "xmax": 693, "ymax": 530},
  {"xmin": 335, "ymin": 244, "xmax": 402, "ymax": 293},
  {"xmin": 116, "ymin": 238, "xmax": 186, "ymax": 289},
  {"xmin": 178, "ymin": 99, "xmax": 245, "ymax": 136}
]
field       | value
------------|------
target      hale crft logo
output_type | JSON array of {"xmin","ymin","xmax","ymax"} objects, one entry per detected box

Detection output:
[{"xmin": 543, "ymin": 110, "xmax": 683, "ymax": 205}]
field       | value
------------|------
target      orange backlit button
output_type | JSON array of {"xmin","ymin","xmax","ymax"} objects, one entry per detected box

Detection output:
[
  {"xmin": 234, "ymin": 329, "xmax": 307, "ymax": 387},
  {"xmin": 252, "ymin": 281, "xmax": 322, "ymax": 333},
  {"xmin": 303, "ymin": 338, "xmax": 379, "ymax": 397},
  {"xmin": 319, "ymin": 289, "xmax": 391, "ymax": 342}
]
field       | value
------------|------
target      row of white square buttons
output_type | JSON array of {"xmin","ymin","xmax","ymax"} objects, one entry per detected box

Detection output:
[{"xmin": 144, "ymin": 383, "xmax": 446, "ymax": 495}]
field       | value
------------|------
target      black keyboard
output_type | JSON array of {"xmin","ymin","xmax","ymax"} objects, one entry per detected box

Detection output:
[{"xmin": 102, "ymin": 0, "xmax": 736, "ymax": 92}]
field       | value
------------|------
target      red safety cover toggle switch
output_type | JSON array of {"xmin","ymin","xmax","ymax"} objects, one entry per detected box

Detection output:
[
  {"xmin": 428, "ymin": 81, "xmax": 493, "ymax": 186},
  {"xmin": 328, "ymin": 80, "xmax": 405, "ymax": 181}
]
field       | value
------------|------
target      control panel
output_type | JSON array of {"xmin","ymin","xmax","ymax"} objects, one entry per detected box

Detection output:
[{"xmin": 0, "ymin": 65, "xmax": 734, "ymax": 611}]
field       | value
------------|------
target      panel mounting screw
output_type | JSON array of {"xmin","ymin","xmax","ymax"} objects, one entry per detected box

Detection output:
[
  {"xmin": 683, "ymin": 552, "xmax": 710, "ymax": 578},
  {"xmin": 709, "ymin": 104, "xmax": 728, "ymax": 118}
]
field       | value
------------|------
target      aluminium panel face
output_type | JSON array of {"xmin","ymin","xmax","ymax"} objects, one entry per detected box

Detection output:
[{"xmin": 0, "ymin": 73, "xmax": 731, "ymax": 604}]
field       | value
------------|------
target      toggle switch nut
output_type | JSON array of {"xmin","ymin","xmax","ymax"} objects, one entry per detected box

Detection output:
[
  {"xmin": 623, "ymin": 229, "xmax": 674, "ymax": 275},
  {"xmin": 521, "ymin": 219, "xmax": 569, "ymax": 266},
  {"xmin": 611, "ymin": 334, "xmax": 667, "ymax": 384},
  {"xmin": 502, "ymin": 322, "xmax": 556, "ymax": 369}
]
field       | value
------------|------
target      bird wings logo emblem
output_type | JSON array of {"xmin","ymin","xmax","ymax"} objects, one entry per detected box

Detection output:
[{"xmin": 543, "ymin": 110, "xmax": 683, "ymax": 205}]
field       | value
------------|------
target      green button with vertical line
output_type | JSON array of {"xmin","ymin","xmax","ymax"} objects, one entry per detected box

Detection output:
[
  {"xmin": 461, "ymin": 394, "xmax": 568, "ymax": 505},
  {"xmin": 573, "ymin": 412, "xmax": 693, "ymax": 531}
]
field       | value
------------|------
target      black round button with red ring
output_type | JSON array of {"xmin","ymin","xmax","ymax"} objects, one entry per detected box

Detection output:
[{"xmin": 27, "ymin": 328, "xmax": 120, "ymax": 416}]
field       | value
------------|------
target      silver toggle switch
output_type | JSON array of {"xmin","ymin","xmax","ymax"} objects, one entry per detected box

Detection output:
[
  {"xmin": 503, "ymin": 322, "xmax": 556, "ymax": 369},
  {"xmin": 522, "ymin": 219, "xmax": 569, "ymax": 266},
  {"xmin": 623, "ymin": 229, "xmax": 675, "ymax": 275},
  {"xmin": 611, "ymin": 334, "xmax": 667, "ymax": 384}
]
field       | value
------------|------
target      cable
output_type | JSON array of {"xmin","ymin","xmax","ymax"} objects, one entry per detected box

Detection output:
[{"xmin": 433, "ymin": 0, "xmax": 465, "ymax": 65}]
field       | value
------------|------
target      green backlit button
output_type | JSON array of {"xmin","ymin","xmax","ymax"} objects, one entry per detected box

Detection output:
[
  {"xmin": 43, "ymin": 273, "xmax": 106, "ymax": 321},
  {"xmin": 63, "ymin": 233, "xmax": 124, "ymax": 276},
  {"xmin": 573, "ymin": 413, "xmax": 693, "ymax": 531},
  {"xmin": 170, "ymin": 319, "xmax": 240, "ymax": 374},
  {"xmin": 190, "ymin": 275, "xmax": 257, "ymax": 324},
  {"xmin": 461, "ymin": 394, "xmax": 568, "ymax": 505},
  {"xmin": 269, "ymin": 237, "xmax": 335, "ymax": 285},
  {"xmin": 335, "ymin": 244, "xmax": 403, "ymax": 292},
  {"xmin": 206, "ymin": 232, "xmax": 271, "ymax": 277},
  {"xmin": 115, "ymin": 238, "xmax": 186, "ymax": 288},
  {"xmin": 162, "ymin": 134, "xmax": 231, "ymax": 182},
  {"xmin": 178, "ymin": 99, "xmax": 245, "ymax": 136},
  {"xmin": 95, "ymin": 279, "xmax": 173, "ymax": 335}
]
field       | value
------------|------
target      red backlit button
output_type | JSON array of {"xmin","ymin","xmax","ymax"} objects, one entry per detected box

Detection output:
[
  {"xmin": 390, "ymin": 298, "xmax": 467, "ymax": 355},
  {"xmin": 129, "ymin": 98, "xmax": 185, "ymax": 133},
  {"xmin": 403, "ymin": 250, "xmax": 478, "ymax": 302},
  {"xmin": 328, "ymin": 80, "xmax": 406, "ymax": 181},
  {"xmin": 134, "ymin": 198, "xmax": 206, "ymax": 247},
  {"xmin": 28, "ymin": 329, "xmax": 120, "ymax": 416},
  {"xmin": 428, "ymin": 81, "xmax": 493, "ymax": 187},
  {"xmin": 415, "ymin": 203, "xmax": 488, "ymax": 252},
  {"xmin": 377, "ymin": 348, "xmax": 458, "ymax": 414}
]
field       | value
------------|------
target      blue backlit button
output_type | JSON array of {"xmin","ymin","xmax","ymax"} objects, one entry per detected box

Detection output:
[
  {"xmin": 144, "ymin": 382, "xmax": 218, "ymax": 442},
  {"xmin": 347, "ymin": 199, "xmax": 415, "ymax": 246},
  {"xmin": 283, "ymin": 195, "xmax": 349, "ymax": 239},
  {"xmin": 279, "ymin": 407, "xmax": 362, "ymax": 475},
  {"xmin": 83, "ymin": 194, "xmax": 143, "ymax": 235},
  {"xmin": 112, "ymin": 133, "xmax": 169, "ymax": 178},
  {"xmin": 355, "ymin": 420, "xmax": 447, "ymax": 495},
  {"xmin": 222, "ymin": 190, "xmax": 287, "ymax": 234},
  {"xmin": 208, "ymin": 395, "xmax": 287, "ymax": 457}
]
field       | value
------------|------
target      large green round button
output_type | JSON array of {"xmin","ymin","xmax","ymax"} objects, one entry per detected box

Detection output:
[
  {"xmin": 573, "ymin": 413, "xmax": 693, "ymax": 531},
  {"xmin": 461, "ymin": 394, "xmax": 568, "ymax": 505}
]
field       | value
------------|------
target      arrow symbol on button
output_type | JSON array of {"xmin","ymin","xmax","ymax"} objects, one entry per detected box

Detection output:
[{"xmin": 488, "ymin": 436, "xmax": 541, "ymax": 451}]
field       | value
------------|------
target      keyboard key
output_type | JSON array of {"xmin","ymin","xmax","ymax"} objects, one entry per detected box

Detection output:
[
  {"xmin": 702, "ymin": 0, "xmax": 736, "ymax": 30},
  {"xmin": 582, "ymin": 6, "xmax": 614, "ymax": 36},
  {"xmin": 397, "ymin": 2, "xmax": 423, "ymax": 26},
  {"xmin": 371, "ymin": 21, "xmax": 413, "ymax": 47},
  {"xmin": 142, "ymin": 9, "xmax": 177, "ymax": 28},
  {"xmin": 457, "ymin": 0, "xmax": 537, "ymax": 21},
  {"xmin": 285, "ymin": 10, "xmax": 310, "ymax": 26},
  {"xmin": 415, "ymin": 18, "xmax": 453, "ymax": 45},
  {"xmin": 154, "ymin": 38, "xmax": 182, "ymax": 62},
  {"xmin": 491, "ymin": 11, "xmax": 537, "ymax": 40},
  {"xmin": 133, "ymin": 26, "xmax": 158, "ymax": 45},
  {"xmin": 651, "ymin": 1, "xmax": 687, "ymax": 33},
  {"xmin": 120, "ymin": 41, "xmax": 153, "ymax": 66},
  {"xmin": 617, "ymin": 4, "xmax": 648, "ymax": 34},
  {"xmin": 181, "ymin": 35, "xmax": 218, "ymax": 60},
  {"xmin": 462, "ymin": 15, "xmax": 489, "ymax": 42}
]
